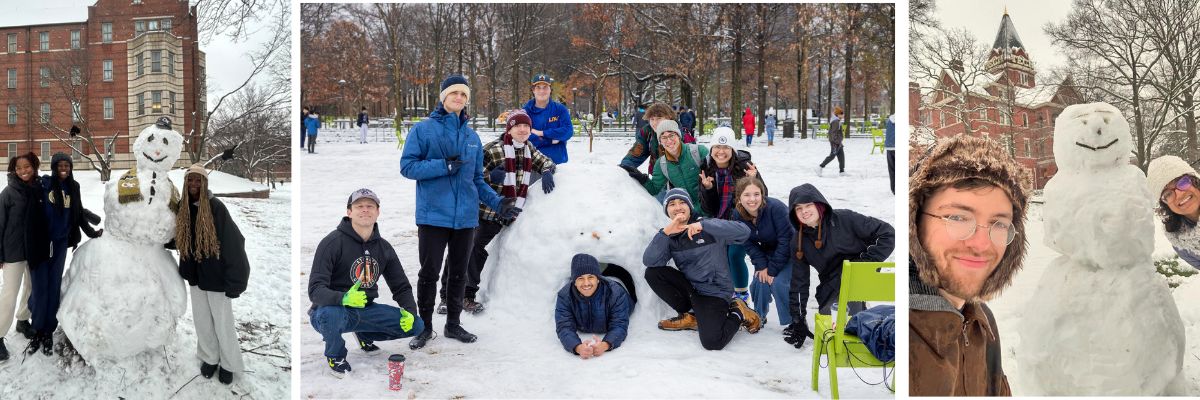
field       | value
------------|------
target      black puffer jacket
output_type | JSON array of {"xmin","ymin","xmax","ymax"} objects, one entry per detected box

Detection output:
[
  {"xmin": 787, "ymin": 184, "xmax": 893, "ymax": 321},
  {"xmin": 43, "ymin": 153, "xmax": 101, "ymax": 249},
  {"xmin": 308, "ymin": 217, "xmax": 417, "ymax": 314},
  {"xmin": 698, "ymin": 149, "xmax": 766, "ymax": 220},
  {"xmin": 178, "ymin": 193, "xmax": 251, "ymax": 298},
  {"xmin": 0, "ymin": 173, "xmax": 49, "ymax": 265}
]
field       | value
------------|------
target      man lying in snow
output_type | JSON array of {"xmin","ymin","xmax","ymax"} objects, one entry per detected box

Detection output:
[{"xmin": 554, "ymin": 253, "xmax": 633, "ymax": 360}]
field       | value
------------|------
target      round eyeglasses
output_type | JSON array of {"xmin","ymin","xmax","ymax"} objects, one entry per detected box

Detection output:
[
  {"xmin": 1160, "ymin": 175, "xmax": 1194, "ymax": 204},
  {"xmin": 921, "ymin": 212, "xmax": 1017, "ymax": 247}
]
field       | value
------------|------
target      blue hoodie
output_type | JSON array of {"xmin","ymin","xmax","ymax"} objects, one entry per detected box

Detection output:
[
  {"xmin": 400, "ymin": 104, "xmax": 502, "ymax": 229},
  {"xmin": 522, "ymin": 99, "xmax": 573, "ymax": 164}
]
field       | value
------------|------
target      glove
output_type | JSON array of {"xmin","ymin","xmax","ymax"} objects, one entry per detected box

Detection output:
[
  {"xmin": 541, "ymin": 170, "xmax": 555, "ymax": 193},
  {"xmin": 399, "ymin": 308, "xmax": 415, "ymax": 332},
  {"xmin": 342, "ymin": 282, "xmax": 367, "ymax": 308},
  {"xmin": 488, "ymin": 166, "xmax": 506, "ymax": 184},
  {"xmin": 497, "ymin": 197, "xmax": 522, "ymax": 220},
  {"xmin": 446, "ymin": 156, "xmax": 465, "ymax": 175},
  {"xmin": 619, "ymin": 164, "xmax": 649, "ymax": 185},
  {"xmin": 783, "ymin": 321, "xmax": 814, "ymax": 349}
]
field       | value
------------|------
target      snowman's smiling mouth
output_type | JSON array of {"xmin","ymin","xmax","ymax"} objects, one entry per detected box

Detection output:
[
  {"xmin": 1075, "ymin": 138, "xmax": 1119, "ymax": 151},
  {"xmin": 141, "ymin": 152, "xmax": 168, "ymax": 163}
]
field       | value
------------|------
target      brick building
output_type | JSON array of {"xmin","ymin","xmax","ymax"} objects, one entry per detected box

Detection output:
[
  {"xmin": 910, "ymin": 11, "xmax": 1080, "ymax": 189},
  {"xmin": 0, "ymin": 0, "xmax": 205, "ymax": 171}
]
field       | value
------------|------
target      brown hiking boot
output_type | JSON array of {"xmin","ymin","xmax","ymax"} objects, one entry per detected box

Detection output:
[
  {"xmin": 658, "ymin": 312, "xmax": 698, "ymax": 331},
  {"xmin": 732, "ymin": 298, "xmax": 763, "ymax": 333},
  {"xmin": 463, "ymin": 298, "xmax": 485, "ymax": 314}
]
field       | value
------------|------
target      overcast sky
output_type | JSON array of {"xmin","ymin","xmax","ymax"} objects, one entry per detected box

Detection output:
[
  {"xmin": 934, "ymin": 0, "xmax": 1074, "ymax": 73},
  {"xmin": 1, "ymin": 0, "xmax": 274, "ymax": 101}
]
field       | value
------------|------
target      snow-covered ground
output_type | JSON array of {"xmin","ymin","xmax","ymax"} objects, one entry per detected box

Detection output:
[
  {"xmin": 299, "ymin": 129, "xmax": 897, "ymax": 398},
  {"xmin": 0, "ymin": 171, "xmax": 291, "ymax": 399},
  {"xmin": 990, "ymin": 204, "xmax": 1200, "ymax": 395}
]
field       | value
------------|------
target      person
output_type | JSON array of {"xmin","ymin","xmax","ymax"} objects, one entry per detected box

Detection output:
[
  {"xmin": 0, "ymin": 153, "xmax": 48, "ymax": 361},
  {"xmin": 27, "ymin": 153, "xmax": 101, "ymax": 356},
  {"xmin": 400, "ymin": 74, "xmax": 519, "ymax": 349},
  {"xmin": 436, "ymin": 109, "xmax": 556, "ymax": 315},
  {"xmin": 909, "ymin": 135, "xmax": 1027, "ymax": 395},
  {"xmin": 678, "ymin": 107, "xmax": 697, "ymax": 144},
  {"xmin": 697, "ymin": 127, "xmax": 763, "ymax": 301},
  {"xmin": 1147, "ymin": 155, "xmax": 1200, "ymax": 269},
  {"xmin": 629, "ymin": 120, "xmax": 709, "ymax": 214},
  {"xmin": 885, "ymin": 114, "xmax": 896, "ymax": 193},
  {"xmin": 619, "ymin": 102, "xmax": 676, "ymax": 176},
  {"xmin": 555, "ymin": 254, "xmax": 632, "ymax": 360},
  {"xmin": 174, "ymin": 164, "xmax": 250, "ymax": 384},
  {"xmin": 301, "ymin": 106, "xmax": 309, "ymax": 149},
  {"xmin": 784, "ymin": 183, "xmax": 894, "ymax": 350},
  {"xmin": 731, "ymin": 177, "xmax": 794, "ymax": 327},
  {"xmin": 764, "ymin": 114, "xmax": 777, "ymax": 146},
  {"xmin": 816, "ymin": 106, "xmax": 845, "ymax": 175},
  {"xmin": 523, "ymin": 73, "xmax": 574, "ymax": 164},
  {"xmin": 643, "ymin": 188, "xmax": 762, "ymax": 350},
  {"xmin": 304, "ymin": 109, "xmax": 321, "ymax": 154},
  {"xmin": 309, "ymin": 189, "xmax": 424, "ymax": 378},
  {"xmin": 741, "ymin": 108, "xmax": 756, "ymax": 147},
  {"xmin": 357, "ymin": 106, "xmax": 369, "ymax": 144}
]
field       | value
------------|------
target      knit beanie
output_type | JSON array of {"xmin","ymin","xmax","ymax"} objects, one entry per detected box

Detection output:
[
  {"xmin": 662, "ymin": 188, "xmax": 692, "ymax": 216},
  {"xmin": 439, "ymin": 74, "xmax": 471, "ymax": 103},
  {"xmin": 570, "ymin": 253, "xmax": 601, "ymax": 280},
  {"xmin": 1147, "ymin": 155, "xmax": 1198, "ymax": 197},
  {"xmin": 505, "ymin": 109, "xmax": 533, "ymax": 136},
  {"xmin": 709, "ymin": 127, "xmax": 739, "ymax": 149},
  {"xmin": 654, "ymin": 120, "xmax": 681, "ymax": 137},
  {"xmin": 909, "ymin": 135, "xmax": 1031, "ymax": 302}
]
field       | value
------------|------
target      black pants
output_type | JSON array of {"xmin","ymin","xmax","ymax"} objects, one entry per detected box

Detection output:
[
  {"xmin": 819, "ymin": 143, "xmax": 845, "ymax": 172},
  {"xmin": 886, "ymin": 150, "xmax": 895, "ymax": 193},
  {"xmin": 440, "ymin": 219, "xmax": 503, "ymax": 301},
  {"xmin": 644, "ymin": 267, "xmax": 741, "ymax": 350},
  {"xmin": 417, "ymin": 225, "xmax": 474, "ymax": 326},
  {"xmin": 307, "ymin": 135, "xmax": 316, "ymax": 153},
  {"xmin": 601, "ymin": 263, "xmax": 638, "ymax": 305}
]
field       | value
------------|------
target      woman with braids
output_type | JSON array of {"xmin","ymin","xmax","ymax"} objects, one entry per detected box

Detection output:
[{"xmin": 174, "ymin": 164, "xmax": 250, "ymax": 385}]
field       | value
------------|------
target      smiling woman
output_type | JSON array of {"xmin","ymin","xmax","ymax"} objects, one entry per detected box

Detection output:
[{"xmin": 1148, "ymin": 156, "xmax": 1200, "ymax": 269}]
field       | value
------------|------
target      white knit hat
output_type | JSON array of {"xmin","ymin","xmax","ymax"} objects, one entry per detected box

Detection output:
[
  {"xmin": 1147, "ymin": 155, "xmax": 1198, "ymax": 198},
  {"xmin": 709, "ymin": 126, "xmax": 739, "ymax": 149}
]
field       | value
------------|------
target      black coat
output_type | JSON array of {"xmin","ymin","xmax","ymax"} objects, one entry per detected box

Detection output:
[
  {"xmin": 699, "ymin": 149, "xmax": 766, "ymax": 220},
  {"xmin": 0, "ymin": 173, "xmax": 49, "ymax": 265},
  {"xmin": 787, "ymin": 184, "xmax": 894, "ymax": 321},
  {"xmin": 308, "ymin": 217, "xmax": 417, "ymax": 314},
  {"xmin": 43, "ymin": 154, "xmax": 100, "ymax": 249},
  {"xmin": 178, "ymin": 194, "xmax": 251, "ymax": 298}
]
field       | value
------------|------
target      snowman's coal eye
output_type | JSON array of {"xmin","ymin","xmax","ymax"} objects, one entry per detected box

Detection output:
[
  {"xmin": 1102, "ymin": 117, "xmax": 1110, "ymax": 124},
  {"xmin": 579, "ymin": 232, "xmax": 584, "ymax": 236},
  {"xmin": 148, "ymin": 134, "xmax": 155, "ymax": 141},
  {"xmin": 162, "ymin": 138, "xmax": 168, "ymax": 145}
]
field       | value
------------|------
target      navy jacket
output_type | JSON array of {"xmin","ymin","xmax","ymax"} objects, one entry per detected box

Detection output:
[
  {"xmin": 679, "ymin": 110, "xmax": 696, "ymax": 131},
  {"xmin": 41, "ymin": 154, "xmax": 99, "ymax": 248},
  {"xmin": 400, "ymin": 104, "xmax": 502, "ymax": 229},
  {"xmin": 788, "ymin": 184, "xmax": 894, "ymax": 321},
  {"xmin": 734, "ymin": 197, "xmax": 795, "ymax": 277},
  {"xmin": 554, "ymin": 276, "xmax": 632, "ymax": 353},
  {"xmin": 309, "ymin": 217, "xmax": 417, "ymax": 314},
  {"xmin": 357, "ymin": 111, "xmax": 369, "ymax": 127},
  {"xmin": 523, "ymin": 99, "xmax": 573, "ymax": 164}
]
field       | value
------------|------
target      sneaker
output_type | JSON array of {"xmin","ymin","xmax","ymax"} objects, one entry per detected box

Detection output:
[
  {"xmin": 443, "ymin": 323, "xmax": 478, "ymax": 343},
  {"xmin": 201, "ymin": 362, "xmax": 218, "ymax": 379},
  {"xmin": 815, "ymin": 166, "xmax": 824, "ymax": 176},
  {"xmin": 358, "ymin": 338, "xmax": 380, "ymax": 354},
  {"xmin": 0, "ymin": 338, "xmax": 7, "ymax": 362},
  {"xmin": 218, "ymin": 367, "xmax": 233, "ymax": 385},
  {"xmin": 658, "ymin": 312, "xmax": 698, "ymax": 331},
  {"xmin": 409, "ymin": 328, "xmax": 435, "ymax": 350},
  {"xmin": 463, "ymin": 298, "xmax": 485, "ymax": 314},
  {"xmin": 437, "ymin": 300, "xmax": 448, "ymax": 315},
  {"xmin": 327, "ymin": 357, "xmax": 351, "ymax": 378},
  {"xmin": 15, "ymin": 320, "xmax": 32, "ymax": 339},
  {"xmin": 731, "ymin": 298, "xmax": 763, "ymax": 334}
]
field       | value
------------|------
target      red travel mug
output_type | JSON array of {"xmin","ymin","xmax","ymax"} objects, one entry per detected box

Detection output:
[{"xmin": 388, "ymin": 354, "xmax": 406, "ymax": 391}]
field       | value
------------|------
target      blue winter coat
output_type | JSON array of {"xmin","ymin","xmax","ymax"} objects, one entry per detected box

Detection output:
[
  {"xmin": 554, "ymin": 276, "xmax": 632, "ymax": 353},
  {"xmin": 679, "ymin": 110, "xmax": 696, "ymax": 131},
  {"xmin": 884, "ymin": 116, "xmax": 895, "ymax": 149},
  {"xmin": 765, "ymin": 115, "xmax": 777, "ymax": 132},
  {"xmin": 734, "ymin": 197, "xmax": 795, "ymax": 277},
  {"xmin": 523, "ymin": 99, "xmax": 573, "ymax": 164},
  {"xmin": 845, "ymin": 305, "xmax": 895, "ymax": 362},
  {"xmin": 304, "ymin": 115, "xmax": 320, "ymax": 136},
  {"xmin": 400, "ymin": 105, "xmax": 502, "ymax": 229}
]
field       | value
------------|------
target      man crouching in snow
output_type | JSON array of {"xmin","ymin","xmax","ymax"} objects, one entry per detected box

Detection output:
[
  {"xmin": 555, "ymin": 254, "xmax": 633, "ymax": 359},
  {"xmin": 643, "ymin": 188, "xmax": 762, "ymax": 350},
  {"xmin": 308, "ymin": 189, "xmax": 423, "ymax": 378},
  {"xmin": 174, "ymin": 164, "xmax": 250, "ymax": 385}
]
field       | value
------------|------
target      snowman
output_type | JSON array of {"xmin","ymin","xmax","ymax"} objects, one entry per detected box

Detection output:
[
  {"xmin": 58, "ymin": 117, "xmax": 188, "ymax": 362},
  {"xmin": 1022, "ymin": 103, "xmax": 1184, "ymax": 395}
]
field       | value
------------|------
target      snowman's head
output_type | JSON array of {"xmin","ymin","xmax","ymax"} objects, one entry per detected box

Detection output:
[
  {"xmin": 133, "ymin": 117, "xmax": 184, "ymax": 173},
  {"xmin": 1053, "ymin": 102, "xmax": 1132, "ymax": 171}
]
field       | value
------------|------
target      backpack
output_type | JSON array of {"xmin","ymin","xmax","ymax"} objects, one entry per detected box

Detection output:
[{"xmin": 657, "ymin": 144, "xmax": 702, "ymax": 187}]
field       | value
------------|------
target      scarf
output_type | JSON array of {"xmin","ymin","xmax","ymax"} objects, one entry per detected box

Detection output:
[
  {"xmin": 715, "ymin": 167, "xmax": 736, "ymax": 219},
  {"xmin": 117, "ymin": 167, "xmax": 181, "ymax": 211},
  {"xmin": 501, "ymin": 133, "xmax": 533, "ymax": 212}
]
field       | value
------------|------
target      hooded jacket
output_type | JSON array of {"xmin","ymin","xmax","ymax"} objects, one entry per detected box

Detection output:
[
  {"xmin": 177, "ymin": 191, "xmax": 251, "ymax": 297},
  {"xmin": 643, "ymin": 216, "xmax": 751, "ymax": 299},
  {"xmin": 619, "ymin": 123, "xmax": 663, "ymax": 174},
  {"xmin": 309, "ymin": 217, "xmax": 417, "ymax": 314},
  {"xmin": 523, "ymin": 99, "xmax": 573, "ymax": 164},
  {"xmin": 699, "ymin": 149, "xmax": 766, "ymax": 220},
  {"xmin": 42, "ymin": 153, "xmax": 100, "ymax": 249},
  {"xmin": 304, "ymin": 114, "xmax": 320, "ymax": 135},
  {"xmin": 0, "ymin": 172, "xmax": 49, "ymax": 264},
  {"xmin": 554, "ymin": 275, "xmax": 632, "ymax": 354},
  {"xmin": 734, "ymin": 197, "xmax": 795, "ymax": 277},
  {"xmin": 788, "ymin": 184, "xmax": 894, "ymax": 322},
  {"xmin": 828, "ymin": 115, "xmax": 844, "ymax": 146},
  {"xmin": 400, "ymin": 104, "xmax": 503, "ymax": 229},
  {"xmin": 742, "ymin": 108, "xmax": 756, "ymax": 135}
]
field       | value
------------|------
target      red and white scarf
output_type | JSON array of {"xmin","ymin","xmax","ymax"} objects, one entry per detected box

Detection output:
[{"xmin": 501, "ymin": 133, "xmax": 533, "ymax": 211}]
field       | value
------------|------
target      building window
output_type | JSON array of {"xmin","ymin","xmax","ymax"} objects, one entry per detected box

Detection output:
[
  {"xmin": 151, "ymin": 90, "xmax": 162, "ymax": 112},
  {"xmin": 137, "ymin": 92, "xmax": 144, "ymax": 116},
  {"xmin": 169, "ymin": 91, "xmax": 176, "ymax": 113},
  {"xmin": 1024, "ymin": 138, "xmax": 1032, "ymax": 157},
  {"xmin": 6, "ymin": 69, "xmax": 14, "ymax": 89},
  {"xmin": 8, "ymin": 143, "xmax": 16, "ymax": 159},
  {"xmin": 103, "ymin": 60, "xmax": 113, "ymax": 81},
  {"xmin": 70, "ymin": 30, "xmax": 80, "ymax": 49},
  {"xmin": 102, "ymin": 23, "xmax": 112, "ymax": 43},
  {"xmin": 978, "ymin": 108, "xmax": 987, "ymax": 121},
  {"xmin": 151, "ymin": 50, "xmax": 161, "ymax": 73},
  {"xmin": 38, "ymin": 32, "xmax": 48, "ymax": 51},
  {"xmin": 7, "ymin": 105, "xmax": 15, "ymax": 125},
  {"xmin": 7, "ymin": 33, "xmax": 16, "ymax": 53},
  {"xmin": 162, "ymin": 19, "xmax": 172, "ymax": 31},
  {"xmin": 71, "ymin": 67, "xmax": 81, "ymax": 86},
  {"xmin": 103, "ymin": 97, "xmax": 114, "ymax": 119},
  {"xmin": 40, "ymin": 142, "xmax": 49, "ymax": 161},
  {"xmin": 167, "ymin": 51, "xmax": 174, "ymax": 76},
  {"xmin": 135, "ymin": 21, "xmax": 145, "ymax": 36},
  {"xmin": 1023, "ymin": 113, "xmax": 1029, "ymax": 127},
  {"xmin": 148, "ymin": 20, "xmax": 158, "ymax": 31},
  {"xmin": 137, "ymin": 52, "xmax": 144, "ymax": 76},
  {"xmin": 71, "ymin": 100, "xmax": 81, "ymax": 122},
  {"xmin": 39, "ymin": 67, "xmax": 49, "ymax": 87},
  {"xmin": 39, "ymin": 103, "xmax": 49, "ymax": 124}
]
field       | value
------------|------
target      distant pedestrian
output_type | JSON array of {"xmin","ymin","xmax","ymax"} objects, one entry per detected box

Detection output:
[
  {"xmin": 304, "ymin": 110, "xmax": 321, "ymax": 154},
  {"xmin": 816, "ymin": 106, "xmax": 845, "ymax": 176},
  {"xmin": 357, "ymin": 107, "xmax": 369, "ymax": 144},
  {"xmin": 679, "ymin": 107, "xmax": 697, "ymax": 144},
  {"xmin": 300, "ymin": 107, "xmax": 309, "ymax": 149},
  {"xmin": 765, "ymin": 114, "xmax": 777, "ymax": 146},
  {"xmin": 885, "ymin": 114, "xmax": 895, "ymax": 193},
  {"xmin": 742, "ymin": 108, "xmax": 756, "ymax": 147}
]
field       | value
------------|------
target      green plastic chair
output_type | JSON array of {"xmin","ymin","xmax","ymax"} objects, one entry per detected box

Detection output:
[
  {"xmin": 870, "ymin": 129, "xmax": 885, "ymax": 154},
  {"xmin": 811, "ymin": 260, "xmax": 895, "ymax": 399}
]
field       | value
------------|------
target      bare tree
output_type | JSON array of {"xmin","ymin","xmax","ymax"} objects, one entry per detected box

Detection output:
[
  {"xmin": 206, "ymin": 85, "xmax": 289, "ymax": 182},
  {"xmin": 909, "ymin": 27, "xmax": 992, "ymax": 135}
]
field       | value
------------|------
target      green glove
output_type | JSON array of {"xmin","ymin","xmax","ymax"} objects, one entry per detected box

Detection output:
[
  {"xmin": 399, "ymin": 308, "xmax": 415, "ymax": 332},
  {"xmin": 342, "ymin": 282, "xmax": 367, "ymax": 308}
]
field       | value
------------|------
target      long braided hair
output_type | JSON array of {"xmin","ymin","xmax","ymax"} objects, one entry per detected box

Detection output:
[{"xmin": 175, "ymin": 171, "xmax": 220, "ymax": 261}]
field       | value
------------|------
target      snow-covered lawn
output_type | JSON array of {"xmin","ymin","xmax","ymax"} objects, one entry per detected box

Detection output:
[
  {"xmin": 0, "ymin": 173, "xmax": 291, "ymax": 399},
  {"xmin": 298, "ymin": 130, "xmax": 897, "ymax": 398}
]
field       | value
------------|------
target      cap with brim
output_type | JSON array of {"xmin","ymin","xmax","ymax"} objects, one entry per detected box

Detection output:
[{"xmin": 348, "ymin": 188, "xmax": 380, "ymax": 208}]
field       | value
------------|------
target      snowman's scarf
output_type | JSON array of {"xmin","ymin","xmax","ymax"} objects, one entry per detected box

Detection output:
[
  {"xmin": 117, "ymin": 167, "xmax": 181, "ymax": 211},
  {"xmin": 501, "ymin": 134, "xmax": 532, "ymax": 210}
]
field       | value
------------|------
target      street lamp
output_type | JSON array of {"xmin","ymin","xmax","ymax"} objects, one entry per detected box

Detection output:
[
  {"xmin": 338, "ymin": 79, "xmax": 347, "ymax": 119},
  {"xmin": 772, "ymin": 76, "xmax": 781, "ymax": 120}
]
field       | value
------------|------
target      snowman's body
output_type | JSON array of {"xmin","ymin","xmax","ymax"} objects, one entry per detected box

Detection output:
[
  {"xmin": 59, "ymin": 121, "xmax": 188, "ymax": 361},
  {"xmin": 1023, "ymin": 103, "xmax": 1184, "ymax": 395}
]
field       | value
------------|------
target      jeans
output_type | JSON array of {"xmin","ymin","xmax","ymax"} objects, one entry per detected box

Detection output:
[
  {"xmin": 749, "ymin": 264, "xmax": 792, "ymax": 326},
  {"xmin": 310, "ymin": 303, "xmax": 425, "ymax": 359},
  {"xmin": 727, "ymin": 245, "xmax": 749, "ymax": 291}
]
